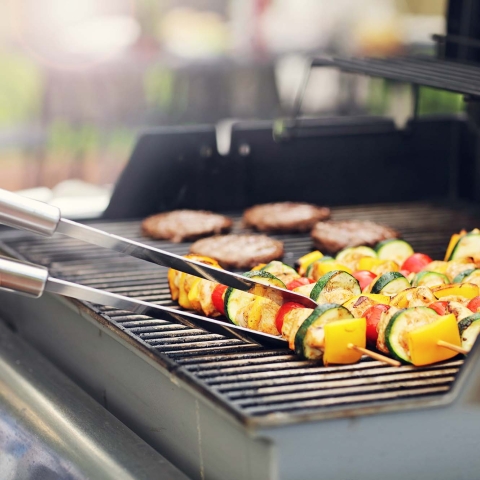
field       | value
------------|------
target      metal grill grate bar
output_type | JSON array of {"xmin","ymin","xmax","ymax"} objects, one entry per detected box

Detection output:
[
  {"xmin": 244, "ymin": 386, "xmax": 451, "ymax": 415},
  {"xmin": 223, "ymin": 368, "xmax": 460, "ymax": 398}
]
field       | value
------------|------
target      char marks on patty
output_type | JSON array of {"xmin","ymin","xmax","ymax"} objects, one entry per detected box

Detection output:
[
  {"xmin": 243, "ymin": 202, "xmax": 330, "ymax": 233},
  {"xmin": 190, "ymin": 234, "xmax": 284, "ymax": 270},
  {"xmin": 311, "ymin": 220, "xmax": 399, "ymax": 253},
  {"xmin": 142, "ymin": 210, "xmax": 232, "ymax": 243}
]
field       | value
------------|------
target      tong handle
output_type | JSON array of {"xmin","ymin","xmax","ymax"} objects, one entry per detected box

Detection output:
[
  {"xmin": 0, "ymin": 256, "xmax": 48, "ymax": 298},
  {"xmin": 0, "ymin": 188, "xmax": 60, "ymax": 237}
]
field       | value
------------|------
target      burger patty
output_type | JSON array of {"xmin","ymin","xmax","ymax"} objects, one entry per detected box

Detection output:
[
  {"xmin": 243, "ymin": 202, "xmax": 330, "ymax": 232},
  {"xmin": 311, "ymin": 220, "xmax": 399, "ymax": 253},
  {"xmin": 189, "ymin": 234, "xmax": 284, "ymax": 270},
  {"xmin": 142, "ymin": 210, "xmax": 232, "ymax": 243}
]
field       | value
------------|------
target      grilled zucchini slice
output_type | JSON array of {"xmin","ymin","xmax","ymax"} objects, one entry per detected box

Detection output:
[
  {"xmin": 449, "ymin": 232, "xmax": 480, "ymax": 260},
  {"xmin": 453, "ymin": 269, "xmax": 480, "ymax": 286},
  {"xmin": 370, "ymin": 272, "xmax": 410, "ymax": 296},
  {"xmin": 260, "ymin": 261, "xmax": 298, "ymax": 284},
  {"xmin": 412, "ymin": 271, "xmax": 449, "ymax": 288},
  {"xmin": 458, "ymin": 313, "xmax": 480, "ymax": 351},
  {"xmin": 310, "ymin": 270, "xmax": 361, "ymax": 305},
  {"xmin": 375, "ymin": 239, "xmax": 414, "ymax": 265}
]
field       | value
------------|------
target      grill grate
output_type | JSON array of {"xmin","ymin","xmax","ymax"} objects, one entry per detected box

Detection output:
[
  {"xmin": 312, "ymin": 55, "xmax": 480, "ymax": 96},
  {"xmin": 1, "ymin": 202, "xmax": 479, "ymax": 424}
]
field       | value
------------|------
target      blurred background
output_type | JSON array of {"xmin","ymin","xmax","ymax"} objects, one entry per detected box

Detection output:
[{"xmin": 0, "ymin": 0, "xmax": 461, "ymax": 213}]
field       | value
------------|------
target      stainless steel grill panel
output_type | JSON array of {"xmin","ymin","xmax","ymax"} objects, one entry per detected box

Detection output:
[{"xmin": 1, "ymin": 202, "xmax": 479, "ymax": 424}]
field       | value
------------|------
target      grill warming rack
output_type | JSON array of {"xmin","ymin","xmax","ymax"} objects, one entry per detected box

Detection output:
[
  {"xmin": 0, "ymin": 201, "xmax": 479, "ymax": 426},
  {"xmin": 312, "ymin": 56, "xmax": 480, "ymax": 97}
]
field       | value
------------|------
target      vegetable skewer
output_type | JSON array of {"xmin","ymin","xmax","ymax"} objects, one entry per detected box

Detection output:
[{"xmin": 168, "ymin": 228, "xmax": 480, "ymax": 367}]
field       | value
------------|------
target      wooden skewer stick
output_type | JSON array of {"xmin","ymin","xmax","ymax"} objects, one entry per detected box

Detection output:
[
  {"xmin": 437, "ymin": 340, "xmax": 468, "ymax": 355},
  {"xmin": 347, "ymin": 343, "xmax": 401, "ymax": 367}
]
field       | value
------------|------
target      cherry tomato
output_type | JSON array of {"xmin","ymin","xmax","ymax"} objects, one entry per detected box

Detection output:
[
  {"xmin": 286, "ymin": 277, "xmax": 310, "ymax": 290},
  {"xmin": 401, "ymin": 253, "xmax": 433, "ymax": 273},
  {"xmin": 364, "ymin": 304, "xmax": 390, "ymax": 346},
  {"xmin": 429, "ymin": 301, "xmax": 449, "ymax": 316},
  {"xmin": 353, "ymin": 270, "xmax": 377, "ymax": 291},
  {"xmin": 275, "ymin": 302, "xmax": 304, "ymax": 333},
  {"xmin": 211, "ymin": 284, "xmax": 227, "ymax": 315},
  {"xmin": 468, "ymin": 296, "xmax": 480, "ymax": 313},
  {"xmin": 399, "ymin": 269, "xmax": 411, "ymax": 278}
]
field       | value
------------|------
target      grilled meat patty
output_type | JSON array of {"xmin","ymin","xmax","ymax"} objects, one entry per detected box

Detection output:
[
  {"xmin": 311, "ymin": 220, "xmax": 399, "ymax": 253},
  {"xmin": 189, "ymin": 234, "xmax": 284, "ymax": 269},
  {"xmin": 243, "ymin": 202, "xmax": 330, "ymax": 232},
  {"xmin": 142, "ymin": 210, "xmax": 232, "ymax": 243}
]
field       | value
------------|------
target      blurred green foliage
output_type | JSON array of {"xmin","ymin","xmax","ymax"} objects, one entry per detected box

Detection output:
[
  {"xmin": 144, "ymin": 66, "xmax": 174, "ymax": 109},
  {"xmin": 47, "ymin": 121, "xmax": 135, "ymax": 160},
  {"xmin": 368, "ymin": 78, "xmax": 464, "ymax": 116},
  {"xmin": 417, "ymin": 86, "xmax": 464, "ymax": 115},
  {"xmin": 0, "ymin": 50, "xmax": 42, "ymax": 126}
]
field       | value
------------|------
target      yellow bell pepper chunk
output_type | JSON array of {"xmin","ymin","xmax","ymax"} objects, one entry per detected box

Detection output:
[
  {"xmin": 312, "ymin": 261, "xmax": 352, "ymax": 280},
  {"xmin": 247, "ymin": 296, "xmax": 269, "ymax": 330},
  {"xmin": 298, "ymin": 251, "xmax": 323, "ymax": 276},
  {"xmin": 444, "ymin": 233, "xmax": 461, "ymax": 261},
  {"xmin": 357, "ymin": 257, "xmax": 399, "ymax": 275},
  {"xmin": 178, "ymin": 273, "xmax": 193, "ymax": 309},
  {"xmin": 168, "ymin": 268, "xmax": 180, "ymax": 300},
  {"xmin": 323, "ymin": 318, "xmax": 366, "ymax": 365},
  {"xmin": 187, "ymin": 278, "xmax": 202, "ymax": 311},
  {"xmin": 432, "ymin": 283, "xmax": 479, "ymax": 300},
  {"xmin": 407, "ymin": 314, "xmax": 462, "ymax": 366}
]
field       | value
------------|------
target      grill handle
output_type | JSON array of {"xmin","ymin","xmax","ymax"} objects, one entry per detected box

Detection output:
[
  {"xmin": 0, "ymin": 256, "xmax": 48, "ymax": 298},
  {"xmin": 0, "ymin": 188, "xmax": 60, "ymax": 236}
]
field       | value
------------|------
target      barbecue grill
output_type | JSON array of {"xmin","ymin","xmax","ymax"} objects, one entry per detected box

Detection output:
[{"xmin": 2, "ymin": 4, "xmax": 480, "ymax": 480}]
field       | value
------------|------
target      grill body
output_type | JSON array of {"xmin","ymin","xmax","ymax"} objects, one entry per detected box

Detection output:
[
  {"xmin": 1, "ymin": 203, "xmax": 480, "ymax": 480},
  {"xmin": 1, "ymin": 118, "xmax": 480, "ymax": 479}
]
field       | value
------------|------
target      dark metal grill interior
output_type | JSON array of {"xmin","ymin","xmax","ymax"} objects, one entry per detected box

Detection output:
[
  {"xmin": 1, "ymin": 202, "xmax": 479, "ymax": 424},
  {"xmin": 313, "ymin": 56, "xmax": 480, "ymax": 96}
]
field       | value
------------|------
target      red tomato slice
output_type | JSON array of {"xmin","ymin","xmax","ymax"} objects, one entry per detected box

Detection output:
[
  {"xmin": 401, "ymin": 253, "xmax": 433, "ymax": 273},
  {"xmin": 286, "ymin": 277, "xmax": 310, "ymax": 290},
  {"xmin": 467, "ymin": 296, "xmax": 480, "ymax": 313},
  {"xmin": 275, "ymin": 302, "xmax": 304, "ymax": 333},
  {"xmin": 353, "ymin": 270, "xmax": 377, "ymax": 291},
  {"xmin": 429, "ymin": 301, "xmax": 449, "ymax": 316},
  {"xmin": 211, "ymin": 284, "xmax": 228, "ymax": 315},
  {"xmin": 364, "ymin": 304, "xmax": 390, "ymax": 346}
]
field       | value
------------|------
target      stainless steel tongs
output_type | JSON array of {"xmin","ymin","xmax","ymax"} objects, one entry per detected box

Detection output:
[
  {"xmin": 0, "ymin": 255, "xmax": 287, "ymax": 347},
  {"xmin": 0, "ymin": 188, "xmax": 316, "ymax": 308}
]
